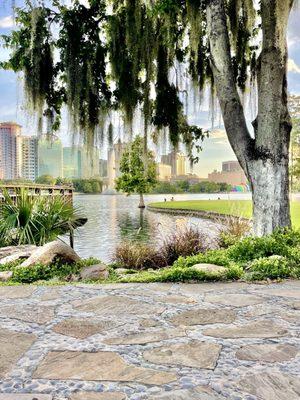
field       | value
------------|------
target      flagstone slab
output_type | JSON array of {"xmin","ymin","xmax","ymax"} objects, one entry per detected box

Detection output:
[
  {"xmin": 204, "ymin": 293, "xmax": 263, "ymax": 307},
  {"xmin": 204, "ymin": 320, "xmax": 288, "ymax": 338},
  {"xmin": 104, "ymin": 328, "xmax": 187, "ymax": 345},
  {"xmin": 256, "ymin": 289, "xmax": 300, "ymax": 299},
  {"xmin": 33, "ymin": 351, "xmax": 177, "ymax": 385},
  {"xmin": 278, "ymin": 311, "xmax": 300, "ymax": 324},
  {"xmin": 70, "ymin": 393, "xmax": 126, "ymax": 400},
  {"xmin": 0, "ymin": 285, "xmax": 36, "ymax": 299},
  {"xmin": 169, "ymin": 308, "xmax": 236, "ymax": 326},
  {"xmin": 139, "ymin": 318, "xmax": 162, "ymax": 328},
  {"xmin": 0, "ymin": 395, "xmax": 52, "ymax": 400},
  {"xmin": 72, "ymin": 295, "xmax": 165, "ymax": 317},
  {"xmin": 290, "ymin": 301, "xmax": 300, "ymax": 309},
  {"xmin": 245, "ymin": 304, "xmax": 282, "ymax": 318},
  {"xmin": 0, "ymin": 304, "xmax": 55, "ymax": 324},
  {"xmin": 156, "ymin": 295, "xmax": 197, "ymax": 304},
  {"xmin": 148, "ymin": 386, "xmax": 223, "ymax": 399},
  {"xmin": 236, "ymin": 343, "xmax": 299, "ymax": 362},
  {"xmin": 238, "ymin": 372, "xmax": 300, "ymax": 400},
  {"xmin": 143, "ymin": 341, "xmax": 221, "ymax": 369},
  {"xmin": 0, "ymin": 328, "xmax": 36, "ymax": 378},
  {"xmin": 53, "ymin": 318, "xmax": 123, "ymax": 339}
]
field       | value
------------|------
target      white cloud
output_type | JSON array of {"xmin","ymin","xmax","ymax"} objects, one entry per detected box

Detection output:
[
  {"xmin": 210, "ymin": 128, "xmax": 227, "ymax": 139},
  {"xmin": 0, "ymin": 16, "xmax": 14, "ymax": 29},
  {"xmin": 288, "ymin": 59, "xmax": 300, "ymax": 74}
]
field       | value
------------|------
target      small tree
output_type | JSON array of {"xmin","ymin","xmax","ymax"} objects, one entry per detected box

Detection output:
[{"xmin": 115, "ymin": 137, "xmax": 157, "ymax": 208}]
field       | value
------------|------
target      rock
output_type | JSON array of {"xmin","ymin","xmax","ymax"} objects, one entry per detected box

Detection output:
[
  {"xmin": 70, "ymin": 393, "xmax": 126, "ymax": 400},
  {"xmin": 0, "ymin": 270, "xmax": 13, "ymax": 282},
  {"xmin": 19, "ymin": 240, "xmax": 81, "ymax": 268},
  {"xmin": 0, "ymin": 395, "xmax": 52, "ymax": 400},
  {"xmin": 0, "ymin": 245, "xmax": 37, "ymax": 261},
  {"xmin": 0, "ymin": 304, "xmax": 55, "ymax": 324},
  {"xmin": 256, "ymin": 289, "xmax": 300, "ymax": 299},
  {"xmin": 0, "ymin": 328, "xmax": 36, "ymax": 378},
  {"xmin": 104, "ymin": 328, "xmax": 186, "ymax": 345},
  {"xmin": 115, "ymin": 268, "xmax": 130, "ymax": 275},
  {"xmin": 204, "ymin": 320, "xmax": 288, "ymax": 338},
  {"xmin": 238, "ymin": 372, "xmax": 300, "ymax": 400},
  {"xmin": 72, "ymin": 295, "xmax": 165, "ymax": 318},
  {"xmin": 236, "ymin": 343, "xmax": 299, "ymax": 362},
  {"xmin": 205, "ymin": 293, "xmax": 263, "ymax": 307},
  {"xmin": 0, "ymin": 286, "xmax": 36, "ymax": 299},
  {"xmin": 169, "ymin": 308, "xmax": 236, "ymax": 326},
  {"xmin": 191, "ymin": 263, "xmax": 227, "ymax": 275},
  {"xmin": 53, "ymin": 318, "xmax": 123, "ymax": 339},
  {"xmin": 79, "ymin": 264, "xmax": 109, "ymax": 281},
  {"xmin": 33, "ymin": 351, "xmax": 177, "ymax": 385},
  {"xmin": 143, "ymin": 341, "xmax": 221, "ymax": 369},
  {"xmin": 148, "ymin": 386, "xmax": 223, "ymax": 399}
]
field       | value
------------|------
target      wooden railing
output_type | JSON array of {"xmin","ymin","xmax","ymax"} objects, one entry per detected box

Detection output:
[{"xmin": 0, "ymin": 184, "xmax": 73, "ymax": 202}]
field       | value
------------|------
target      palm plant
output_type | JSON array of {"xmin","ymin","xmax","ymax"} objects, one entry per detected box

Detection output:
[{"xmin": 0, "ymin": 189, "xmax": 83, "ymax": 246}]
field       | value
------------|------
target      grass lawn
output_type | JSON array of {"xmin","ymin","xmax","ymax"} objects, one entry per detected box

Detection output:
[{"xmin": 149, "ymin": 200, "xmax": 300, "ymax": 229}]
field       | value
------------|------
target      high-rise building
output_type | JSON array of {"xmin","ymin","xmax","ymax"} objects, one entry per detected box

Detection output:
[
  {"xmin": 107, "ymin": 140, "xmax": 127, "ymax": 189},
  {"xmin": 157, "ymin": 163, "xmax": 172, "ymax": 181},
  {"xmin": 99, "ymin": 159, "xmax": 108, "ymax": 178},
  {"xmin": 161, "ymin": 150, "xmax": 186, "ymax": 177},
  {"xmin": 80, "ymin": 146, "xmax": 100, "ymax": 179},
  {"xmin": 208, "ymin": 160, "xmax": 247, "ymax": 186},
  {"xmin": 0, "ymin": 122, "xmax": 21, "ymax": 180},
  {"xmin": 38, "ymin": 135, "xmax": 63, "ymax": 178},
  {"xmin": 16, "ymin": 136, "xmax": 39, "ymax": 181},
  {"xmin": 63, "ymin": 147, "xmax": 81, "ymax": 179},
  {"xmin": 63, "ymin": 145, "xmax": 100, "ymax": 179}
]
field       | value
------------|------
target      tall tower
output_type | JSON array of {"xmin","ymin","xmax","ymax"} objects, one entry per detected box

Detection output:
[
  {"xmin": 16, "ymin": 136, "xmax": 39, "ymax": 181},
  {"xmin": 0, "ymin": 122, "xmax": 21, "ymax": 180},
  {"xmin": 38, "ymin": 135, "xmax": 63, "ymax": 178}
]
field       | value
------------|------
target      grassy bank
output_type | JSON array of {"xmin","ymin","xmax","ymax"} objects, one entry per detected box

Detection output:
[{"xmin": 149, "ymin": 200, "xmax": 300, "ymax": 229}]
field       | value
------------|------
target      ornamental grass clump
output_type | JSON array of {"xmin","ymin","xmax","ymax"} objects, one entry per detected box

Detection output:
[
  {"xmin": 161, "ymin": 226, "xmax": 208, "ymax": 265},
  {"xmin": 217, "ymin": 214, "xmax": 251, "ymax": 248},
  {"xmin": 114, "ymin": 241, "xmax": 167, "ymax": 270}
]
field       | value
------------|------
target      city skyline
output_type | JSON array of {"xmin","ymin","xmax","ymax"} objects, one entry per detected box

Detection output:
[{"xmin": 1, "ymin": 2, "xmax": 300, "ymax": 176}]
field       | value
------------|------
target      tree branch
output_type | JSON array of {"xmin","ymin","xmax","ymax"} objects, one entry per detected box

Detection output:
[{"xmin": 206, "ymin": 0, "xmax": 253, "ymax": 174}]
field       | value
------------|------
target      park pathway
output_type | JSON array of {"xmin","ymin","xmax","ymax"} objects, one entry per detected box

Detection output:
[{"xmin": 0, "ymin": 281, "xmax": 299, "ymax": 399}]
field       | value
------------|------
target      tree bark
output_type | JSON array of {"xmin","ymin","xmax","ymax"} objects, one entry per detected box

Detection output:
[
  {"xmin": 138, "ymin": 193, "xmax": 145, "ymax": 208},
  {"xmin": 206, "ymin": 0, "xmax": 293, "ymax": 236}
]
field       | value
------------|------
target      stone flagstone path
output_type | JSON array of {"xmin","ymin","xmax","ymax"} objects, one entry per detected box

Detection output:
[{"xmin": 0, "ymin": 281, "xmax": 299, "ymax": 399}]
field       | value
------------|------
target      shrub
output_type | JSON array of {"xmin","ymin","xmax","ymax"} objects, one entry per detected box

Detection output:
[
  {"xmin": 10, "ymin": 257, "xmax": 100, "ymax": 284},
  {"xmin": 217, "ymin": 215, "xmax": 251, "ymax": 248},
  {"xmin": 161, "ymin": 226, "xmax": 207, "ymax": 265},
  {"xmin": 0, "ymin": 189, "xmax": 83, "ymax": 246},
  {"xmin": 114, "ymin": 241, "xmax": 167, "ymax": 270},
  {"xmin": 245, "ymin": 255, "xmax": 293, "ymax": 281},
  {"xmin": 173, "ymin": 249, "xmax": 231, "ymax": 269}
]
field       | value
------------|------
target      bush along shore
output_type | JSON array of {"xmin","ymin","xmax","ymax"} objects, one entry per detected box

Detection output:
[{"xmin": 1, "ymin": 227, "xmax": 300, "ymax": 285}]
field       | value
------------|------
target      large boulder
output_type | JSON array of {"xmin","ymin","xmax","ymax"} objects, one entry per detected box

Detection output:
[
  {"xmin": 0, "ymin": 245, "xmax": 37, "ymax": 265},
  {"xmin": 18, "ymin": 240, "xmax": 81, "ymax": 268},
  {"xmin": 79, "ymin": 264, "xmax": 109, "ymax": 281},
  {"xmin": 192, "ymin": 263, "xmax": 227, "ymax": 275}
]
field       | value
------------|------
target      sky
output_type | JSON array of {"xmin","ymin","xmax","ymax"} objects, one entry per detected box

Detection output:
[{"xmin": 0, "ymin": 1, "xmax": 300, "ymax": 178}]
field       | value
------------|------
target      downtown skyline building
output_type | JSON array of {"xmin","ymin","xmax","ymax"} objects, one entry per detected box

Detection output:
[{"xmin": 0, "ymin": 122, "xmax": 21, "ymax": 180}]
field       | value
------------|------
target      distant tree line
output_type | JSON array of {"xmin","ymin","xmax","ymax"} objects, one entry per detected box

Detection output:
[
  {"xmin": 35, "ymin": 175, "xmax": 102, "ymax": 193},
  {"xmin": 151, "ymin": 181, "xmax": 232, "ymax": 194}
]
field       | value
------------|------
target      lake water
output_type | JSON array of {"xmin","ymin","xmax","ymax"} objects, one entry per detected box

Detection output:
[{"xmin": 71, "ymin": 192, "xmax": 252, "ymax": 262}]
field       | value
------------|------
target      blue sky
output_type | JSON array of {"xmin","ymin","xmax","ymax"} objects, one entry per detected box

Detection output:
[{"xmin": 1, "ymin": 1, "xmax": 300, "ymax": 177}]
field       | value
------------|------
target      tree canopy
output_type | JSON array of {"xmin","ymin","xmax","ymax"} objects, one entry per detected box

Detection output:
[
  {"xmin": 2, "ymin": 0, "xmax": 261, "ymax": 156},
  {"xmin": 115, "ymin": 136, "xmax": 157, "ymax": 197}
]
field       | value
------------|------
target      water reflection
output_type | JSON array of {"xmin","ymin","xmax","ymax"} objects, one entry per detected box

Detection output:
[{"xmin": 71, "ymin": 193, "xmax": 252, "ymax": 262}]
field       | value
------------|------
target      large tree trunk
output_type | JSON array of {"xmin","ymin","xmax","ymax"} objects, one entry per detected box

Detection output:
[{"xmin": 206, "ymin": 0, "xmax": 293, "ymax": 236}]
